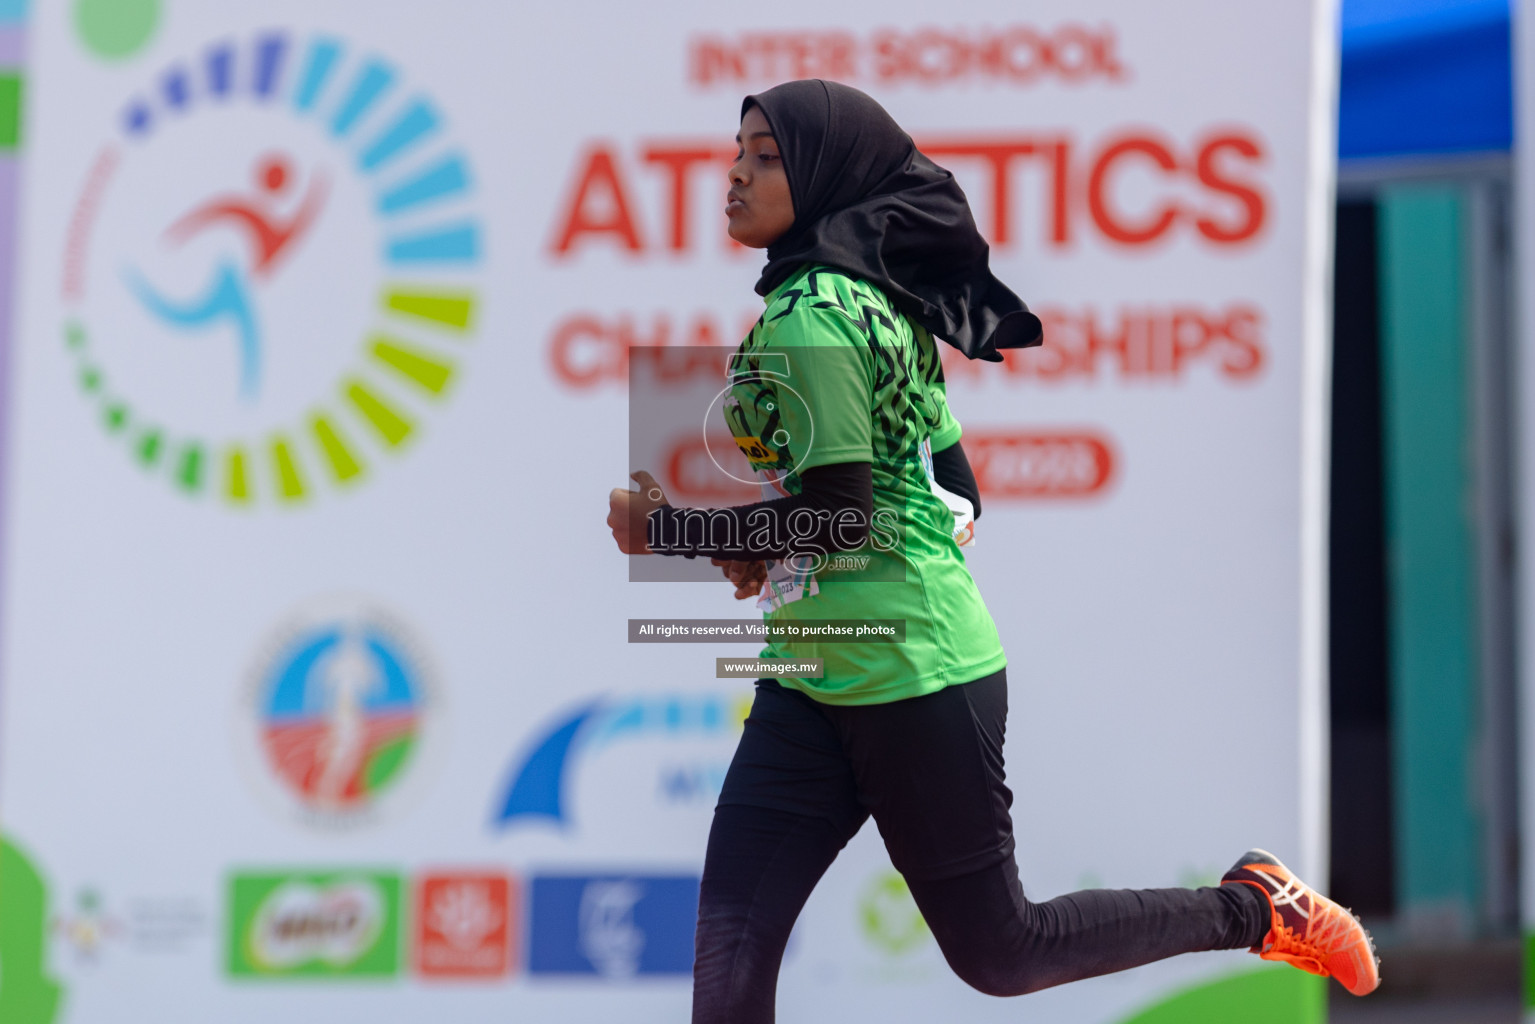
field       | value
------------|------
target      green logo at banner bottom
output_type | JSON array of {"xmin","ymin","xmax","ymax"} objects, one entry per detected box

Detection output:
[
  {"xmin": 0, "ymin": 835, "xmax": 65, "ymax": 1023},
  {"xmin": 858, "ymin": 870, "xmax": 930, "ymax": 956},
  {"xmin": 227, "ymin": 871, "xmax": 401, "ymax": 978}
]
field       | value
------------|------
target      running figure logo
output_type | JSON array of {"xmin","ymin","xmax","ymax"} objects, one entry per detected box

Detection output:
[
  {"xmin": 60, "ymin": 31, "xmax": 483, "ymax": 507},
  {"xmin": 124, "ymin": 155, "xmax": 327, "ymax": 400},
  {"xmin": 243, "ymin": 603, "xmax": 439, "ymax": 828}
]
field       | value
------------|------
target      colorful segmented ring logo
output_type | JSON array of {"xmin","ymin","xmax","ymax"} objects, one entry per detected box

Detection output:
[{"xmin": 61, "ymin": 32, "xmax": 481, "ymax": 506}]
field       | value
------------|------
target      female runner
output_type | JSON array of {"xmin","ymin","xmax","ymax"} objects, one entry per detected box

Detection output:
[{"xmin": 607, "ymin": 79, "xmax": 1378, "ymax": 1023}]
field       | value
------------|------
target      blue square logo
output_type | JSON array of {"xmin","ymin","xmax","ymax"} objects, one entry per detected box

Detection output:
[{"xmin": 528, "ymin": 874, "xmax": 698, "ymax": 978}]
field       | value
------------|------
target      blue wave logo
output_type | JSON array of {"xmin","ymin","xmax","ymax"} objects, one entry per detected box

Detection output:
[{"xmin": 491, "ymin": 695, "xmax": 746, "ymax": 829}]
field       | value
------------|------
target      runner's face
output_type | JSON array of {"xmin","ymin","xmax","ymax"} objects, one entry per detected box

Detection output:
[{"xmin": 727, "ymin": 106, "xmax": 795, "ymax": 248}]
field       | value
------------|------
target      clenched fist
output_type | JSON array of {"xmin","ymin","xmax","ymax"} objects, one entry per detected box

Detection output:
[
  {"xmin": 608, "ymin": 470, "xmax": 669, "ymax": 555},
  {"xmin": 712, "ymin": 558, "xmax": 767, "ymax": 600}
]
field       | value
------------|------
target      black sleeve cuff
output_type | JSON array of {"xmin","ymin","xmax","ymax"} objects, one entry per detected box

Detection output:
[
  {"xmin": 931, "ymin": 440, "xmax": 981, "ymax": 521},
  {"xmin": 645, "ymin": 461, "xmax": 874, "ymax": 560}
]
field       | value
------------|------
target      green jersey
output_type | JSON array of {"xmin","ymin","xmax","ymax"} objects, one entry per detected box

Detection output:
[{"xmin": 723, "ymin": 264, "xmax": 1006, "ymax": 705}]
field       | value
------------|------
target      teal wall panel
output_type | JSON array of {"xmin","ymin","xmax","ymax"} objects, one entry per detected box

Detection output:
[{"xmin": 1378, "ymin": 186, "xmax": 1481, "ymax": 923}]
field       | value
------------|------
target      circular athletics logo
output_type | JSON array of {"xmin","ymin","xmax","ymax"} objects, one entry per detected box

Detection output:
[
  {"xmin": 241, "ymin": 601, "xmax": 439, "ymax": 828},
  {"xmin": 61, "ymin": 32, "xmax": 482, "ymax": 507}
]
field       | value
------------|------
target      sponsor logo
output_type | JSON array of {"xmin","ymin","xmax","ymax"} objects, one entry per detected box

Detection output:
[
  {"xmin": 0, "ymin": 835, "xmax": 66, "ymax": 1024},
  {"xmin": 528, "ymin": 875, "xmax": 698, "ymax": 979},
  {"xmin": 227, "ymin": 871, "xmax": 401, "ymax": 978},
  {"xmin": 732, "ymin": 434, "xmax": 778, "ymax": 465},
  {"xmin": 242, "ymin": 600, "xmax": 439, "ymax": 829},
  {"xmin": 414, "ymin": 873, "xmax": 515, "ymax": 979},
  {"xmin": 62, "ymin": 31, "xmax": 481, "ymax": 506},
  {"xmin": 858, "ymin": 870, "xmax": 930, "ymax": 956},
  {"xmin": 492, "ymin": 695, "xmax": 747, "ymax": 829},
  {"xmin": 52, "ymin": 887, "xmax": 209, "ymax": 963},
  {"xmin": 51, "ymin": 888, "xmax": 121, "ymax": 961}
]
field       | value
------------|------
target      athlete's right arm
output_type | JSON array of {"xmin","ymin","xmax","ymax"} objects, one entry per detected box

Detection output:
[{"xmin": 712, "ymin": 557, "xmax": 767, "ymax": 599}]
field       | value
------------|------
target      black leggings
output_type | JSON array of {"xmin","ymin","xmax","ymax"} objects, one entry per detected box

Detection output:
[{"xmin": 692, "ymin": 670, "xmax": 1269, "ymax": 1023}]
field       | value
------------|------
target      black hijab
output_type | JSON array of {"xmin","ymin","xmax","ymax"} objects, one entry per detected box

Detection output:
[{"xmin": 744, "ymin": 79, "xmax": 1042, "ymax": 362}]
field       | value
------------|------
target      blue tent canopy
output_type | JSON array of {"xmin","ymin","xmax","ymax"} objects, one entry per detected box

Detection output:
[{"xmin": 1339, "ymin": 0, "xmax": 1513, "ymax": 159}]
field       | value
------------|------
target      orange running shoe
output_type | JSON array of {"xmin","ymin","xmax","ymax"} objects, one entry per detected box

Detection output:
[{"xmin": 1220, "ymin": 849, "xmax": 1381, "ymax": 996}]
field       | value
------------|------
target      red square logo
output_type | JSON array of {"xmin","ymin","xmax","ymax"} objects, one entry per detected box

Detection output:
[{"xmin": 415, "ymin": 872, "xmax": 516, "ymax": 978}]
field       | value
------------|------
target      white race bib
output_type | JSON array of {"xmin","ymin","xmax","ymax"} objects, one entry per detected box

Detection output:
[
  {"xmin": 919, "ymin": 436, "xmax": 976, "ymax": 547},
  {"xmin": 749, "ymin": 465, "xmax": 820, "ymax": 612}
]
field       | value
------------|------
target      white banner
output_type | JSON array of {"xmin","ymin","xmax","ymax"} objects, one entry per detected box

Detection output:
[{"xmin": 0, "ymin": 1, "xmax": 1336, "ymax": 1021}]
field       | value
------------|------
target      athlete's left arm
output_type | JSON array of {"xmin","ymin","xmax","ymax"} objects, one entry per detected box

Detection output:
[{"xmin": 931, "ymin": 440, "xmax": 981, "ymax": 521}]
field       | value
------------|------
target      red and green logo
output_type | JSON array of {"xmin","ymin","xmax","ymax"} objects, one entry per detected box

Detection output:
[
  {"xmin": 241, "ymin": 601, "xmax": 439, "ymax": 830},
  {"xmin": 414, "ymin": 872, "xmax": 515, "ymax": 979}
]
